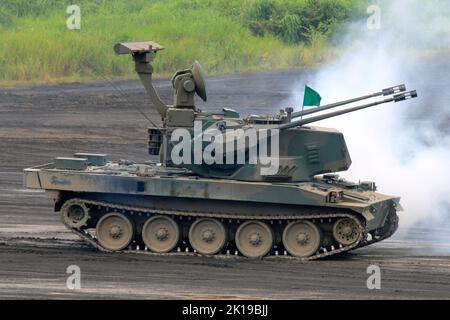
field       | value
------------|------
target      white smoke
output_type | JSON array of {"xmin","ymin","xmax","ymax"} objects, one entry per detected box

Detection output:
[{"xmin": 286, "ymin": 0, "xmax": 450, "ymax": 230}]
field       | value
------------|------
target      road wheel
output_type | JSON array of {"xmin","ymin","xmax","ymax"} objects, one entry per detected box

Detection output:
[
  {"xmin": 235, "ymin": 221, "xmax": 273, "ymax": 258},
  {"xmin": 333, "ymin": 217, "xmax": 360, "ymax": 245},
  {"xmin": 61, "ymin": 200, "xmax": 90, "ymax": 229},
  {"xmin": 142, "ymin": 216, "xmax": 180, "ymax": 253},
  {"xmin": 189, "ymin": 218, "xmax": 226, "ymax": 255},
  {"xmin": 282, "ymin": 221, "xmax": 322, "ymax": 257},
  {"xmin": 96, "ymin": 213, "xmax": 134, "ymax": 251}
]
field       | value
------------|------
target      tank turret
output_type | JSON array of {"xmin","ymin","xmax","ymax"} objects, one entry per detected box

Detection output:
[{"xmin": 115, "ymin": 41, "xmax": 417, "ymax": 182}]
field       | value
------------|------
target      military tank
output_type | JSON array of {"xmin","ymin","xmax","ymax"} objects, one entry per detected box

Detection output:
[{"xmin": 23, "ymin": 41, "xmax": 417, "ymax": 260}]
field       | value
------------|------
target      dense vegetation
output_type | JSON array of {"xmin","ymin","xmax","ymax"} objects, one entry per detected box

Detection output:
[{"xmin": 0, "ymin": 0, "xmax": 364, "ymax": 84}]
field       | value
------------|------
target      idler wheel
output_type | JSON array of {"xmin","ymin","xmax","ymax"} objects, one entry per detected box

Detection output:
[
  {"xmin": 142, "ymin": 216, "xmax": 180, "ymax": 253},
  {"xmin": 61, "ymin": 200, "xmax": 90, "ymax": 229},
  {"xmin": 96, "ymin": 213, "xmax": 134, "ymax": 251},
  {"xmin": 189, "ymin": 218, "xmax": 226, "ymax": 255},
  {"xmin": 282, "ymin": 221, "xmax": 322, "ymax": 257},
  {"xmin": 333, "ymin": 217, "xmax": 360, "ymax": 245},
  {"xmin": 235, "ymin": 221, "xmax": 273, "ymax": 258}
]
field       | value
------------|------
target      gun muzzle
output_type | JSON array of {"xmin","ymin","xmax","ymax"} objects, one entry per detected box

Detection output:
[
  {"xmin": 382, "ymin": 84, "xmax": 406, "ymax": 96},
  {"xmin": 393, "ymin": 90, "xmax": 418, "ymax": 102}
]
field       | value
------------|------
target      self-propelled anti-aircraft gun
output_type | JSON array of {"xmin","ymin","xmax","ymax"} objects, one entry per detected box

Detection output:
[{"xmin": 23, "ymin": 41, "xmax": 417, "ymax": 259}]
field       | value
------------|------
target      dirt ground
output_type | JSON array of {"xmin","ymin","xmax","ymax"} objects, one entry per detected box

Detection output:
[{"xmin": 1, "ymin": 68, "xmax": 450, "ymax": 299}]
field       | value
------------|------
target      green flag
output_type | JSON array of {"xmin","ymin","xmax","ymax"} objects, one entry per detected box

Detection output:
[{"xmin": 303, "ymin": 85, "xmax": 321, "ymax": 107}]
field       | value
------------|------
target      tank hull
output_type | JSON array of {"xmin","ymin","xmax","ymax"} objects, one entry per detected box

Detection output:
[
  {"xmin": 24, "ymin": 161, "xmax": 398, "ymax": 233},
  {"xmin": 23, "ymin": 160, "xmax": 401, "ymax": 259}
]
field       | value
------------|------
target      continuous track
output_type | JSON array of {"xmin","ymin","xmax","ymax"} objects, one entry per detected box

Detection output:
[{"xmin": 58, "ymin": 198, "xmax": 402, "ymax": 261}]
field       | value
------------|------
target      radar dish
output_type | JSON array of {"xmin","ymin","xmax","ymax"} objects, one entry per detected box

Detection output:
[{"xmin": 192, "ymin": 61, "xmax": 207, "ymax": 102}]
